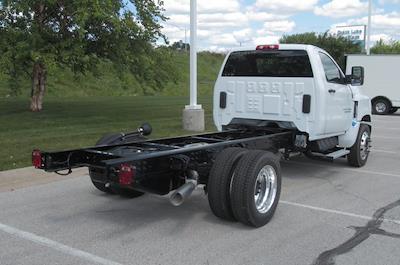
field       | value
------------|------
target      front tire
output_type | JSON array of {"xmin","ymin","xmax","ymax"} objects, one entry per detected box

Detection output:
[
  {"xmin": 230, "ymin": 151, "xmax": 281, "ymax": 227},
  {"xmin": 347, "ymin": 124, "xmax": 371, "ymax": 167}
]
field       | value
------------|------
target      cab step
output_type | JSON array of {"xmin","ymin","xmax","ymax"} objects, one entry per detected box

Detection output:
[
  {"xmin": 325, "ymin": 149, "xmax": 350, "ymax": 160},
  {"xmin": 306, "ymin": 149, "xmax": 350, "ymax": 161}
]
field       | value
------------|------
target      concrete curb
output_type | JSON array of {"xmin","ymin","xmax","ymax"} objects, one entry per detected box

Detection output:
[{"xmin": 0, "ymin": 167, "xmax": 88, "ymax": 192}]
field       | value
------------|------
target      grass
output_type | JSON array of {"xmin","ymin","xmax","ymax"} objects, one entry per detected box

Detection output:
[
  {"xmin": 0, "ymin": 52, "xmax": 225, "ymax": 98},
  {"xmin": 0, "ymin": 51, "xmax": 224, "ymax": 170},
  {"xmin": 0, "ymin": 96, "xmax": 214, "ymax": 171}
]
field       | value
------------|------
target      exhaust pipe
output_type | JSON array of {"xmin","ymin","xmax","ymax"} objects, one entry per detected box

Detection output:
[{"xmin": 170, "ymin": 182, "xmax": 196, "ymax": 206}]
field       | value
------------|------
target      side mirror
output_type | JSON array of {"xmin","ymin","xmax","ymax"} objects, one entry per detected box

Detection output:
[{"xmin": 347, "ymin": 66, "xmax": 364, "ymax": 86}]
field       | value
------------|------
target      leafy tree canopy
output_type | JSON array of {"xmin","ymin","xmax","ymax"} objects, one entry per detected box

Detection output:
[
  {"xmin": 280, "ymin": 32, "xmax": 362, "ymax": 70},
  {"xmin": 371, "ymin": 39, "xmax": 400, "ymax": 54},
  {"xmin": 0, "ymin": 0, "xmax": 178, "ymax": 110},
  {"xmin": 170, "ymin": 40, "xmax": 190, "ymax": 51}
]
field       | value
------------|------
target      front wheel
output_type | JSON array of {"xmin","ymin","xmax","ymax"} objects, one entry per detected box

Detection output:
[
  {"xmin": 347, "ymin": 124, "xmax": 371, "ymax": 167},
  {"xmin": 230, "ymin": 150, "xmax": 281, "ymax": 227}
]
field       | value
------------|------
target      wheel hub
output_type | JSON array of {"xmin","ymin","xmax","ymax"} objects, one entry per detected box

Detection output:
[
  {"xmin": 375, "ymin": 102, "xmax": 387, "ymax": 113},
  {"xmin": 360, "ymin": 131, "xmax": 371, "ymax": 160},
  {"xmin": 254, "ymin": 165, "xmax": 278, "ymax": 214}
]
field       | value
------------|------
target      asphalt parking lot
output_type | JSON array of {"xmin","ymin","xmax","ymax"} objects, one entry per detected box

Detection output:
[{"xmin": 1, "ymin": 114, "xmax": 399, "ymax": 265}]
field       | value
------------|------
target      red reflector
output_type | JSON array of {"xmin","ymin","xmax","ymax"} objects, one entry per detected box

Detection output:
[
  {"xmin": 119, "ymin": 163, "xmax": 135, "ymax": 185},
  {"xmin": 32, "ymin": 150, "xmax": 42, "ymax": 168},
  {"xmin": 256, "ymin": 44, "xmax": 279, "ymax": 50}
]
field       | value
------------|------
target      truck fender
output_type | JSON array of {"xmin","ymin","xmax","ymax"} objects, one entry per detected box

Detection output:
[
  {"xmin": 338, "ymin": 120, "xmax": 360, "ymax": 148},
  {"xmin": 338, "ymin": 115, "xmax": 371, "ymax": 148}
]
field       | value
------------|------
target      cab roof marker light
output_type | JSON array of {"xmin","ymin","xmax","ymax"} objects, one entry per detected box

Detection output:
[{"xmin": 256, "ymin": 44, "xmax": 279, "ymax": 50}]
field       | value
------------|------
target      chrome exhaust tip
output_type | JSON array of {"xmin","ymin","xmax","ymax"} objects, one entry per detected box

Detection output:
[{"xmin": 169, "ymin": 182, "xmax": 196, "ymax": 206}]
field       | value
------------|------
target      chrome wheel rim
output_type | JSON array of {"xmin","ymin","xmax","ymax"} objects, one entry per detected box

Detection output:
[
  {"xmin": 360, "ymin": 131, "xmax": 370, "ymax": 160},
  {"xmin": 375, "ymin": 102, "xmax": 387, "ymax": 113},
  {"xmin": 254, "ymin": 165, "xmax": 278, "ymax": 214}
]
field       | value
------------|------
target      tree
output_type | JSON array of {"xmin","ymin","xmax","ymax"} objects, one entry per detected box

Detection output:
[
  {"xmin": 0, "ymin": 0, "xmax": 176, "ymax": 111},
  {"xmin": 280, "ymin": 32, "xmax": 362, "ymax": 70},
  {"xmin": 170, "ymin": 40, "xmax": 190, "ymax": 51},
  {"xmin": 371, "ymin": 39, "xmax": 400, "ymax": 54}
]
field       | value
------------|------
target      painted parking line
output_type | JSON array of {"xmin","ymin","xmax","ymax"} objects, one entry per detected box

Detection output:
[
  {"xmin": 0, "ymin": 222, "xmax": 123, "ymax": 265},
  {"xmin": 280, "ymin": 200, "xmax": 400, "ymax": 225},
  {"xmin": 285, "ymin": 160, "xmax": 400, "ymax": 179}
]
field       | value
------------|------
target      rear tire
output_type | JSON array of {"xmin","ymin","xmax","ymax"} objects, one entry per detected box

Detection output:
[
  {"xmin": 372, "ymin": 98, "xmax": 390, "ymax": 115},
  {"xmin": 230, "ymin": 151, "xmax": 281, "ymax": 227},
  {"xmin": 347, "ymin": 124, "xmax": 371, "ymax": 167},
  {"xmin": 89, "ymin": 133, "xmax": 145, "ymax": 198},
  {"xmin": 207, "ymin": 148, "xmax": 248, "ymax": 222}
]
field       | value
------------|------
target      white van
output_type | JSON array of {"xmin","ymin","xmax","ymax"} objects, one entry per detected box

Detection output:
[{"xmin": 346, "ymin": 54, "xmax": 400, "ymax": 114}]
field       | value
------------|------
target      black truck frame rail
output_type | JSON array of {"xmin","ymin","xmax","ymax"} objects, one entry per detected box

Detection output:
[{"xmin": 33, "ymin": 127, "xmax": 295, "ymax": 196}]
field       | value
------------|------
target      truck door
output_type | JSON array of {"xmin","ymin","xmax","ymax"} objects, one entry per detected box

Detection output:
[{"xmin": 319, "ymin": 52, "xmax": 353, "ymax": 134}]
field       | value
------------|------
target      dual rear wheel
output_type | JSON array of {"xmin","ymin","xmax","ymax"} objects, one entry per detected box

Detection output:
[{"xmin": 207, "ymin": 148, "xmax": 281, "ymax": 227}]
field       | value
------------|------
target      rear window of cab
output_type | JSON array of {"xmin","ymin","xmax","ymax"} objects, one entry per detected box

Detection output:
[{"xmin": 222, "ymin": 50, "xmax": 314, "ymax": 78}]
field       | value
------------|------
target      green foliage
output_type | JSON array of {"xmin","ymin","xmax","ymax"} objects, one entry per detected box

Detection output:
[
  {"xmin": 0, "ymin": 0, "xmax": 178, "ymax": 96},
  {"xmin": 371, "ymin": 40, "xmax": 400, "ymax": 54},
  {"xmin": 163, "ymin": 52, "xmax": 225, "ymax": 96},
  {"xmin": 171, "ymin": 41, "xmax": 190, "ymax": 51},
  {"xmin": 0, "ymin": 96, "xmax": 215, "ymax": 170},
  {"xmin": 280, "ymin": 32, "xmax": 362, "ymax": 70},
  {"xmin": 0, "ymin": 52, "xmax": 225, "ymax": 98}
]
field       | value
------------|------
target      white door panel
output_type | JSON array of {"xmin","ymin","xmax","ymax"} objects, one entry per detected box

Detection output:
[{"xmin": 319, "ymin": 52, "xmax": 353, "ymax": 134}]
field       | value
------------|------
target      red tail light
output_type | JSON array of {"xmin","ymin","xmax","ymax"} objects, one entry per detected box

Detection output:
[
  {"xmin": 119, "ymin": 163, "xmax": 135, "ymax": 185},
  {"xmin": 256, "ymin": 44, "xmax": 279, "ymax": 50},
  {"xmin": 32, "ymin": 150, "xmax": 42, "ymax": 168}
]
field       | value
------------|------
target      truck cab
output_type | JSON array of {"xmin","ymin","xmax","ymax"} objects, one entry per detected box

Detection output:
[{"xmin": 214, "ymin": 44, "xmax": 371, "ymax": 149}]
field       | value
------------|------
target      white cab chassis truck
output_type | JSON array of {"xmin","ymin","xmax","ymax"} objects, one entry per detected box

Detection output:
[
  {"xmin": 346, "ymin": 54, "xmax": 400, "ymax": 115},
  {"xmin": 34, "ymin": 44, "xmax": 372, "ymax": 228}
]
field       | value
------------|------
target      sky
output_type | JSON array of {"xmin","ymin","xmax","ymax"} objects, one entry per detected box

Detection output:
[{"xmin": 159, "ymin": 0, "xmax": 400, "ymax": 52}]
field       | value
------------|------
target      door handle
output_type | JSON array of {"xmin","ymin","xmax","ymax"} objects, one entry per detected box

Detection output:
[{"xmin": 328, "ymin": 89, "xmax": 336, "ymax": 94}]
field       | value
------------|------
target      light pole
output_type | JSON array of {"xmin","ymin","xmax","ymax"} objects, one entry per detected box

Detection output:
[
  {"xmin": 366, "ymin": 0, "xmax": 372, "ymax": 55},
  {"xmin": 182, "ymin": 0, "xmax": 205, "ymax": 132},
  {"xmin": 184, "ymin": 27, "xmax": 188, "ymax": 52}
]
